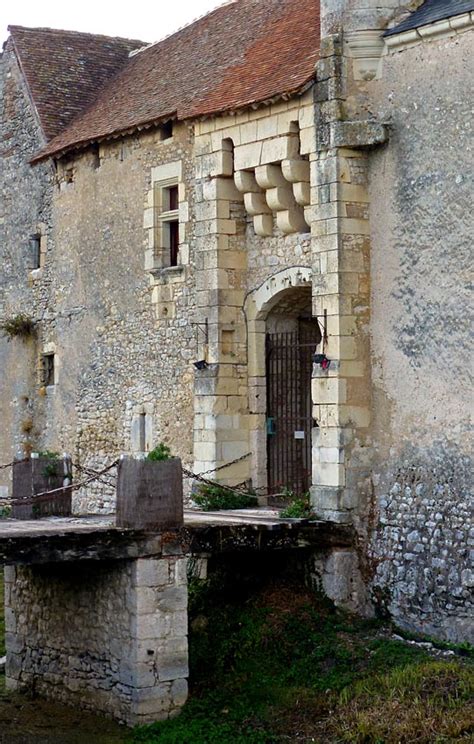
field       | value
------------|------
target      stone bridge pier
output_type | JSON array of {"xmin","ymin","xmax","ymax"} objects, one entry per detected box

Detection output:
[
  {"xmin": 1, "ymin": 458, "xmax": 358, "ymax": 726},
  {"xmin": 4, "ymin": 548, "xmax": 188, "ymax": 726},
  {"xmin": 4, "ymin": 457, "xmax": 189, "ymax": 726}
]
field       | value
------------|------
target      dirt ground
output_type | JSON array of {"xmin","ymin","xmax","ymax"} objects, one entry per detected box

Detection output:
[{"xmin": 0, "ymin": 675, "xmax": 129, "ymax": 744}]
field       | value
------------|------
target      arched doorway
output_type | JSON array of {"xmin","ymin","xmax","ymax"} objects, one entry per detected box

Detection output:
[
  {"xmin": 245, "ymin": 267, "xmax": 321, "ymax": 498},
  {"xmin": 265, "ymin": 287, "xmax": 321, "ymax": 495}
]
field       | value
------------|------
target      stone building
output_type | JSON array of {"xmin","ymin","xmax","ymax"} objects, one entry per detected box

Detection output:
[{"xmin": 1, "ymin": 0, "xmax": 472, "ymax": 642}]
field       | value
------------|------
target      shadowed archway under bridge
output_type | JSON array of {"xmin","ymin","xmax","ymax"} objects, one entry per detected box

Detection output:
[{"xmin": 244, "ymin": 268, "xmax": 321, "ymax": 499}]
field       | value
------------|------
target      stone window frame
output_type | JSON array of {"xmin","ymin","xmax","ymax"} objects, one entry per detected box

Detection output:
[
  {"xmin": 38, "ymin": 342, "xmax": 59, "ymax": 391},
  {"xmin": 155, "ymin": 178, "xmax": 180, "ymax": 268},
  {"xmin": 28, "ymin": 223, "xmax": 48, "ymax": 280},
  {"xmin": 144, "ymin": 161, "xmax": 188, "ymax": 274},
  {"xmin": 130, "ymin": 404, "xmax": 154, "ymax": 454}
]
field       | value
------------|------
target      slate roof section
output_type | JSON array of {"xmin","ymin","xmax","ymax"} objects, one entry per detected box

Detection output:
[
  {"xmin": 32, "ymin": 0, "xmax": 320, "ymax": 162},
  {"xmin": 384, "ymin": 0, "xmax": 474, "ymax": 36},
  {"xmin": 8, "ymin": 26, "xmax": 145, "ymax": 140}
]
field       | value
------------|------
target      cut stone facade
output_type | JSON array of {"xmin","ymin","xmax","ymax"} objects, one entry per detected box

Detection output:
[{"xmin": 1, "ymin": 0, "xmax": 472, "ymax": 642}]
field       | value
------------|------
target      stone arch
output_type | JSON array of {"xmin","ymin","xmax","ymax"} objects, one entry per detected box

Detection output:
[{"xmin": 244, "ymin": 267, "xmax": 315, "ymax": 493}]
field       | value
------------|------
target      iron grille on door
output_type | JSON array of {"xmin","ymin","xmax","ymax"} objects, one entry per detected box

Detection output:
[{"xmin": 266, "ymin": 325, "xmax": 320, "ymax": 495}]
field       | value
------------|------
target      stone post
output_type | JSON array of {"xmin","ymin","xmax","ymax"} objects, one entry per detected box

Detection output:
[{"xmin": 116, "ymin": 456, "xmax": 183, "ymax": 530}]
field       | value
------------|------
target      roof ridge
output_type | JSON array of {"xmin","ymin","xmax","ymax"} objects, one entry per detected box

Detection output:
[{"xmin": 8, "ymin": 24, "xmax": 146, "ymax": 46}]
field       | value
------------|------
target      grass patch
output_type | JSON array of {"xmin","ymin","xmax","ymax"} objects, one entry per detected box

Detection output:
[{"xmin": 129, "ymin": 577, "xmax": 474, "ymax": 744}]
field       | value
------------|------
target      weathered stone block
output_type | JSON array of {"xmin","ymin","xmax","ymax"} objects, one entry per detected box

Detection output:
[
  {"xmin": 330, "ymin": 121, "xmax": 388, "ymax": 149},
  {"xmin": 116, "ymin": 457, "xmax": 183, "ymax": 531},
  {"xmin": 12, "ymin": 457, "xmax": 72, "ymax": 519}
]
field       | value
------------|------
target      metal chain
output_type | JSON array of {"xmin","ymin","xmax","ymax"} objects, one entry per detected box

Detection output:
[
  {"xmin": 0, "ymin": 458, "xmax": 29, "ymax": 471},
  {"xmin": 182, "ymin": 467, "xmax": 255, "ymax": 498},
  {"xmin": 71, "ymin": 461, "xmax": 117, "ymax": 489},
  {"xmin": 9, "ymin": 460, "xmax": 120, "ymax": 506},
  {"xmin": 195, "ymin": 451, "xmax": 252, "ymax": 476}
]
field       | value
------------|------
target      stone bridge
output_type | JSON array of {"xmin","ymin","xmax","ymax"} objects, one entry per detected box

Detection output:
[{"xmin": 1, "ymin": 510, "xmax": 354, "ymax": 726}]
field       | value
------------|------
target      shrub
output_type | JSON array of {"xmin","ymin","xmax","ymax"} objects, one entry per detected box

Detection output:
[
  {"xmin": 0, "ymin": 313, "xmax": 36, "ymax": 341},
  {"xmin": 280, "ymin": 491, "xmax": 315, "ymax": 519},
  {"xmin": 36, "ymin": 450, "xmax": 61, "ymax": 478},
  {"xmin": 193, "ymin": 484, "xmax": 258, "ymax": 511},
  {"xmin": 146, "ymin": 443, "xmax": 172, "ymax": 461}
]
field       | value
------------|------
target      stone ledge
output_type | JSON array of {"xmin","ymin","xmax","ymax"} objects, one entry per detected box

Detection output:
[{"xmin": 330, "ymin": 121, "xmax": 389, "ymax": 149}]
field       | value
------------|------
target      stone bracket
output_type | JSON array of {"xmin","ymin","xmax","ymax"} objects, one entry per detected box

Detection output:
[{"xmin": 330, "ymin": 120, "xmax": 389, "ymax": 149}]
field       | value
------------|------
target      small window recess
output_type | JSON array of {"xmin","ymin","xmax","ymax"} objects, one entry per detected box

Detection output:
[
  {"xmin": 42, "ymin": 353, "xmax": 55, "ymax": 387},
  {"xmin": 29, "ymin": 234, "xmax": 41, "ymax": 270},
  {"xmin": 161, "ymin": 121, "xmax": 174, "ymax": 140},
  {"xmin": 138, "ymin": 412, "xmax": 146, "ymax": 452},
  {"xmin": 90, "ymin": 143, "xmax": 101, "ymax": 169}
]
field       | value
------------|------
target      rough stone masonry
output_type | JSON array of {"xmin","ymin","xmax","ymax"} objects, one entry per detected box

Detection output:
[
  {"xmin": 0, "ymin": 0, "xmax": 473, "ymax": 650},
  {"xmin": 5, "ymin": 555, "xmax": 189, "ymax": 725}
]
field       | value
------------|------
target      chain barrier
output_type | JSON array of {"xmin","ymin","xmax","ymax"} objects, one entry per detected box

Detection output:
[
  {"xmin": 0, "ymin": 453, "xmax": 260, "ymax": 508},
  {"xmin": 71, "ymin": 461, "xmax": 117, "ymax": 489},
  {"xmin": 0, "ymin": 458, "xmax": 29, "ymax": 471},
  {"xmin": 195, "ymin": 452, "xmax": 252, "ymax": 476},
  {"xmin": 0, "ymin": 460, "xmax": 120, "ymax": 507}
]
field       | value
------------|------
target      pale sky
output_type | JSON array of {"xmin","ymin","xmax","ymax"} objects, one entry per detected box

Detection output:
[{"xmin": 1, "ymin": 0, "xmax": 227, "ymax": 46}]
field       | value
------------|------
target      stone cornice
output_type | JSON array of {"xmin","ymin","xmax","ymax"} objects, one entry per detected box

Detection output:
[{"xmin": 385, "ymin": 11, "xmax": 474, "ymax": 52}]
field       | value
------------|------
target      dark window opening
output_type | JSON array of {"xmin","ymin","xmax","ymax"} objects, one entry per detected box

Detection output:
[
  {"xmin": 42, "ymin": 354, "xmax": 55, "ymax": 387},
  {"xmin": 65, "ymin": 168, "xmax": 74, "ymax": 184},
  {"xmin": 168, "ymin": 221, "xmax": 179, "ymax": 266},
  {"xmin": 168, "ymin": 185, "xmax": 179, "ymax": 211},
  {"xmin": 29, "ymin": 235, "xmax": 41, "ymax": 269},
  {"xmin": 139, "ymin": 412, "xmax": 146, "ymax": 451},
  {"xmin": 90, "ymin": 143, "xmax": 101, "ymax": 169},
  {"xmin": 162, "ymin": 121, "xmax": 173, "ymax": 140}
]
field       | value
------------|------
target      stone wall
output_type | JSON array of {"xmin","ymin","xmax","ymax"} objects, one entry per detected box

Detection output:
[
  {"xmin": 0, "ymin": 41, "xmax": 54, "ymax": 500},
  {"xmin": 48, "ymin": 127, "xmax": 197, "ymax": 512},
  {"xmin": 367, "ymin": 30, "xmax": 473, "ymax": 642},
  {"xmin": 4, "ymin": 556, "xmax": 188, "ymax": 725}
]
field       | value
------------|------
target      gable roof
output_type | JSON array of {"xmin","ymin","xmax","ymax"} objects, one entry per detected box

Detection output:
[
  {"xmin": 31, "ymin": 0, "xmax": 320, "ymax": 162},
  {"xmin": 8, "ymin": 25, "xmax": 145, "ymax": 140},
  {"xmin": 384, "ymin": 0, "xmax": 474, "ymax": 36}
]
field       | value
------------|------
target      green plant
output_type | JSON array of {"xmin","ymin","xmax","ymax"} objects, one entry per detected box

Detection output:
[
  {"xmin": 146, "ymin": 442, "xmax": 172, "ymax": 461},
  {"xmin": 0, "ymin": 506, "xmax": 11, "ymax": 519},
  {"xmin": 0, "ymin": 313, "xmax": 36, "ymax": 341},
  {"xmin": 193, "ymin": 484, "xmax": 258, "ymax": 511},
  {"xmin": 280, "ymin": 491, "xmax": 315, "ymax": 519},
  {"xmin": 130, "ymin": 576, "xmax": 474, "ymax": 744},
  {"xmin": 36, "ymin": 450, "xmax": 61, "ymax": 478}
]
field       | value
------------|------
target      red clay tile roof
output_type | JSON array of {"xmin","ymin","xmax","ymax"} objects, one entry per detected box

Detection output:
[
  {"xmin": 32, "ymin": 0, "xmax": 320, "ymax": 162},
  {"xmin": 8, "ymin": 25, "xmax": 145, "ymax": 140}
]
